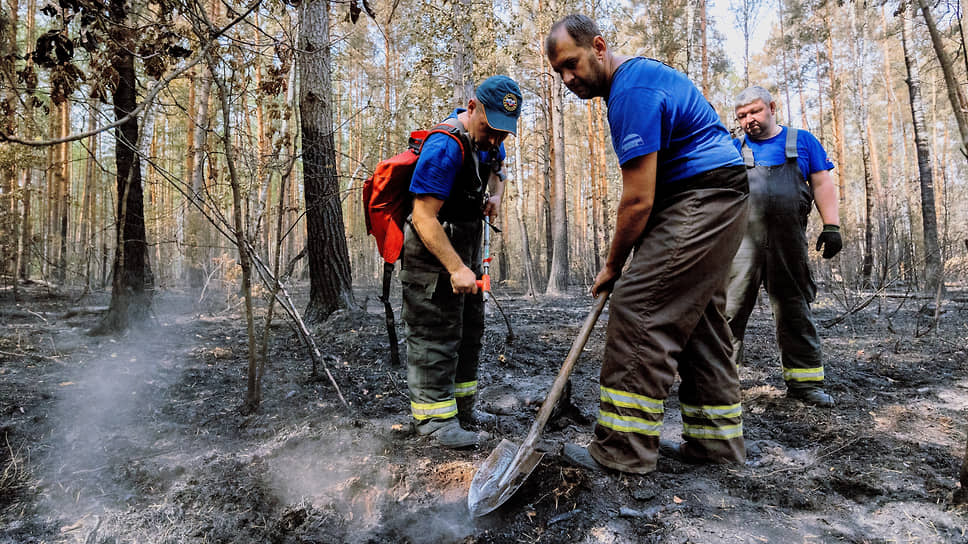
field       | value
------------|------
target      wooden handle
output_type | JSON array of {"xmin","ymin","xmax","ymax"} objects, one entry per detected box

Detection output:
[{"xmin": 519, "ymin": 291, "xmax": 610, "ymax": 450}]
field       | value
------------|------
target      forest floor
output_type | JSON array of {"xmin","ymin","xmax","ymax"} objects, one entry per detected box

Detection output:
[{"xmin": 1, "ymin": 279, "xmax": 967, "ymax": 543}]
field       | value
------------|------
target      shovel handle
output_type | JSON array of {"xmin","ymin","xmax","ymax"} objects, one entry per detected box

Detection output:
[{"xmin": 520, "ymin": 291, "xmax": 610, "ymax": 451}]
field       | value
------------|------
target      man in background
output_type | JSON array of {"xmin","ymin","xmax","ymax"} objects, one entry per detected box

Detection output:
[{"xmin": 727, "ymin": 85, "xmax": 842, "ymax": 407}]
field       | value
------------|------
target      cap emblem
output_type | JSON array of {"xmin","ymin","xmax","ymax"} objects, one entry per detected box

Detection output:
[{"xmin": 503, "ymin": 93, "xmax": 518, "ymax": 112}]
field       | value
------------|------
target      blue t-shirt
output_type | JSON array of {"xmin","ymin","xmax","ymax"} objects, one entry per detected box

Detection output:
[
  {"xmin": 410, "ymin": 108, "xmax": 506, "ymax": 200},
  {"xmin": 734, "ymin": 126, "xmax": 835, "ymax": 181},
  {"xmin": 605, "ymin": 58, "xmax": 742, "ymax": 184}
]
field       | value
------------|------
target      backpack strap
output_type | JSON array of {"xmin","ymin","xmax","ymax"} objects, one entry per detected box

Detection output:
[
  {"xmin": 785, "ymin": 127, "xmax": 798, "ymax": 160},
  {"xmin": 428, "ymin": 118, "xmax": 474, "ymax": 165},
  {"xmin": 424, "ymin": 117, "xmax": 481, "ymax": 184}
]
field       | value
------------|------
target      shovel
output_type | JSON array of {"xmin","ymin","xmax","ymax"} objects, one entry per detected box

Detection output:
[{"xmin": 467, "ymin": 290, "xmax": 610, "ymax": 517}]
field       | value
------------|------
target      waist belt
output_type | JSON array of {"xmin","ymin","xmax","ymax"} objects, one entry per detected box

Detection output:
[{"xmin": 654, "ymin": 165, "xmax": 749, "ymax": 209}]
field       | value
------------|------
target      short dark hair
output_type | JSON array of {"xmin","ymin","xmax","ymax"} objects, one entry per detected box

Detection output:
[{"xmin": 546, "ymin": 14, "xmax": 601, "ymax": 58}]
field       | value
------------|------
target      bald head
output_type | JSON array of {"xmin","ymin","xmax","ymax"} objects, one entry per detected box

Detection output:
[{"xmin": 546, "ymin": 14, "xmax": 601, "ymax": 59}]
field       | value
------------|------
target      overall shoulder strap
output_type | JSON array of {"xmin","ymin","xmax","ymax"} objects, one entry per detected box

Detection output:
[
  {"xmin": 738, "ymin": 135, "xmax": 755, "ymax": 167},
  {"xmin": 785, "ymin": 127, "xmax": 798, "ymax": 160}
]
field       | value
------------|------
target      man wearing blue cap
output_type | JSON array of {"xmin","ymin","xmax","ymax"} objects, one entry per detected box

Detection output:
[{"xmin": 402, "ymin": 75, "xmax": 522, "ymax": 449}]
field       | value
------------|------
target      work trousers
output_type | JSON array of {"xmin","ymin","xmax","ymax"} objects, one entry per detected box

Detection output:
[
  {"xmin": 724, "ymin": 157, "xmax": 824, "ymax": 392},
  {"xmin": 401, "ymin": 220, "xmax": 484, "ymax": 434},
  {"xmin": 589, "ymin": 166, "xmax": 750, "ymax": 473}
]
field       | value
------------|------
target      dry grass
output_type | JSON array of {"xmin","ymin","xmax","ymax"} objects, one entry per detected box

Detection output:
[{"xmin": 0, "ymin": 435, "xmax": 31, "ymax": 504}]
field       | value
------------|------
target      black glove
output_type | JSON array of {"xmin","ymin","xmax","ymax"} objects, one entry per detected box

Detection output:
[{"xmin": 815, "ymin": 225, "xmax": 842, "ymax": 259}]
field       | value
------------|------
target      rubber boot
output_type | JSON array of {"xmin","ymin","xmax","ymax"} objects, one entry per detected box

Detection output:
[
  {"xmin": 787, "ymin": 387, "xmax": 834, "ymax": 406},
  {"xmin": 562, "ymin": 443, "xmax": 605, "ymax": 472},
  {"xmin": 430, "ymin": 419, "xmax": 479, "ymax": 449},
  {"xmin": 457, "ymin": 396, "xmax": 497, "ymax": 428}
]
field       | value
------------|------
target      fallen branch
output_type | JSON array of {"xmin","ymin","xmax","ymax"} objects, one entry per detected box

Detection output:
[
  {"xmin": 820, "ymin": 277, "xmax": 905, "ymax": 328},
  {"xmin": 754, "ymin": 436, "xmax": 863, "ymax": 478},
  {"xmin": 84, "ymin": 516, "xmax": 102, "ymax": 544}
]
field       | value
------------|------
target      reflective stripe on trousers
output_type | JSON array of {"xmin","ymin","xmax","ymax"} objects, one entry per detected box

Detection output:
[
  {"xmin": 597, "ymin": 386, "xmax": 664, "ymax": 436},
  {"xmin": 401, "ymin": 220, "xmax": 484, "ymax": 433},
  {"xmin": 411, "ymin": 399, "xmax": 458, "ymax": 420},
  {"xmin": 588, "ymin": 172, "xmax": 750, "ymax": 473},
  {"xmin": 454, "ymin": 380, "xmax": 477, "ymax": 398}
]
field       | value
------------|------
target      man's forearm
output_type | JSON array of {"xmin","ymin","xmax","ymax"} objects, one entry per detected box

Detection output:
[
  {"xmin": 606, "ymin": 196, "xmax": 653, "ymax": 271},
  {"xmin": 811, "ymin": 170, "xmax": 840, "ymax": 226},
  {"xmin": 605, "ymin": 153, "xmax": 658, "ymax": 271},
  {"xmin": 411, "ymin": 215, "xmax": 467, "ymax": 274}
]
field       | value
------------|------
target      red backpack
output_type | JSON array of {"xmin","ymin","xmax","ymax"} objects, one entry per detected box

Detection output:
[
  {"xmin": 362, "ymin": 123, "xmax": 467, "ymax": 264},
  {"xmin": 362, "ymin": 122, "xmax": 468, "ymax": 366}
]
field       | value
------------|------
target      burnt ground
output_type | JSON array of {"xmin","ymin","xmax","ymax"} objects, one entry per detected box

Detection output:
[{"xmin": 1, "ymin": 280, "xmax": 967, "ymax": 543}]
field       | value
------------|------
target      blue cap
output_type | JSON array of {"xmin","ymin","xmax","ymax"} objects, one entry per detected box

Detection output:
[{"xmin": 475, "ymin": 75, "xmax": 522, "ymax": 135}]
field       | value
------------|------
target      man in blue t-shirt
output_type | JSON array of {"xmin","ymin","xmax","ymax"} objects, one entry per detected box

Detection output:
[
  {"xmin": 546, "ymin": 14, "xmax": 750, "ymax": 474},
  {"xmin": 727, "ymin": 85, "xmax": 842, "ymax": 407},
  {"xmin": 401, "ymin": 75, "xmax": 521, "ymax": 449}
]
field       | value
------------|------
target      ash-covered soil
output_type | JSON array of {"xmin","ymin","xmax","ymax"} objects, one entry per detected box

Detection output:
[{"xmin": 1, "ymin": 280, "xmax": 967, "ymax": 543}]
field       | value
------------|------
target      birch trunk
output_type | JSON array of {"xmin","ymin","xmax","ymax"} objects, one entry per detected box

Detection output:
[
  {"xmin": 900, "ymin": 5, "xmax": 943, "ymax": 293},
  {"xmin": 546, "ymin": 78, "xmax": 569, "ymax": 294}
]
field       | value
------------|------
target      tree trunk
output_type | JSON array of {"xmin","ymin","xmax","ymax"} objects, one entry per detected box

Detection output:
[
  {"xmin": 79, "ymin": 97, "xmax": 98, "ymax": 288},
  {"xmin": 251, "ymin": 11, "xmax": 271, "ymax": 257},
  {"xmin": 1, "ymin": 0, "xmax": 19, "ymax": 287},
  {"xmin": 453, "ymin": 0, "xmax": 474, "ymax": 106},
  {"xmin": 58, "ymin": 101, "xmax": 70, "ymax": 285},
  {"xmin": 881, "ymin": 6, "xmax": 897, "ymax": 285},
  {"xmin": 186, "ymin": 64, "xmax": 212, "ymax": 292},
  {"xmin": 546, "ymin": 77, "xmax": 569, "ymax": 294},
  {"xmin": 595, "ymin": 98, "xmax": 611, "ymax": 252},
  {"xmin": 300, "ymin": 0, "xmax": 355, "ymax": 323},
  {"xmin": 795, "ymin": 46, "xmax": 808, "ymax": 130},
  {"xmin": 15, "ymin": 0, "xmax": 36, "ymax": 285},
  {"xmin": 211, "ymin": 58, "xmax": 260, "ymax": 412},
  {"xmin": 91, "ymin": 2, "xmax": 153, "ymax": 334},
  {"xmin": 283, "ymin": 44, "xmax": 299, "ymax": 277},
  {"xmin": 851, "ymin": 5, "xmax": 875, "ymax": 288},
  {"xmin": 916, "ymin": 0, "xmax": 968, "ymax": 158},
  {"xmin": 778, "ymin": 0, "xmax": 792, "ymax": 123},
  {"xmin": 44, "ymin": 117, "xmax": 54, "ymax": 280},
  {"xmin": 539, "ymin": 61, "xmax": 552, "ymax": 285},
  {"xmin": 826, "ymin": 7, "xmax": 847, "ymax": 209},
  {"xmin": 587, "ymin": 101, "xmax": 602, "ymax": 273},
  {"xmin": 700, "ymin": 0, "xmax": 709, "ymax": 97},
  {"xmin": 512, "ymin": 134, "xmax": 537, "ymax": 298},
  {"xmin": 815, "ymin": 45, "xmax": 825, "ymax": 145},
  {"xmin": 900, "ymin": 6, "xmax": 943, "ymax": 294},
  {"xmin": 17, "ymin": 167, "xmax": 31, "ymax": 282}
]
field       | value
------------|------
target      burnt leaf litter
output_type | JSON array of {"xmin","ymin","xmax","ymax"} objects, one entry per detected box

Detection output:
[{"xmin": 1, "ymin": 282, "xmax": 967, "ymax": 543}]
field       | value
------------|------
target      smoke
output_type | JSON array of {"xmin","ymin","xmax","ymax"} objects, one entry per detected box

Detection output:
[
  {"xmin": 390, "ymin": 502, "xmax": 475, "ymax": 544},
  {"xmin": 265, "ymin": 432, "xmax": 478, "ymax": 544},
  {"xmin": 39, "ymin": 325, "xmax": 185, "ymax": 521},
  {"xmin": 266, "ymin": 431, "xmax": 395, "ymax": 534}
]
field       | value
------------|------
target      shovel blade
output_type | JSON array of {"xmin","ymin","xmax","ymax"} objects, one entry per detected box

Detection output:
[{"xmin": 467, "ymin": 439, "xmax": 545, "ymax": 517}]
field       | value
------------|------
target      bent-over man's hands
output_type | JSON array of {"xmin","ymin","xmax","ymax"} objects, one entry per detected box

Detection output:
[
  {"xmin": 815, "ymin": 224, "xmax": 842, "ymax": 259},
  {"xmin": 592, "ymin": 265, "xmax": 621, "ymax": 297}
]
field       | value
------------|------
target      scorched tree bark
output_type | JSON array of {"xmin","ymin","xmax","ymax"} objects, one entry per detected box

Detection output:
[{"xmin": 299, "ymin": 0, "xmax": 355, "ymax": 323}]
